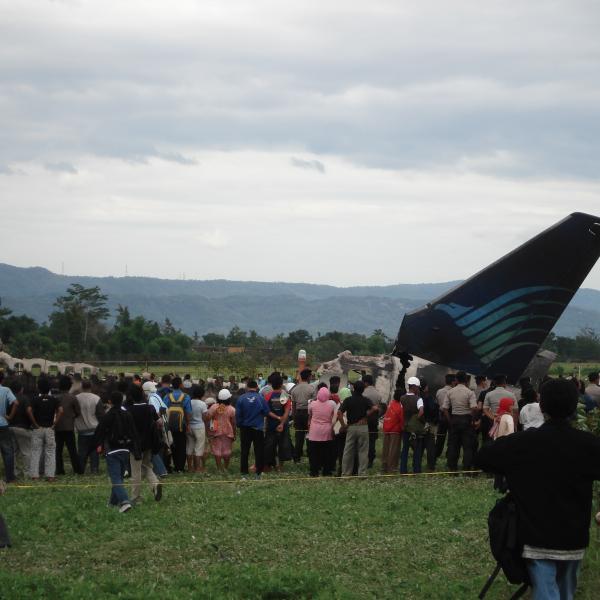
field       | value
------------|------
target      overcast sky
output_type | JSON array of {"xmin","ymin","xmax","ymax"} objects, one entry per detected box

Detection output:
[{"xmin": 1, "ymin": 0, "xmax": 599, "ymax": 289}]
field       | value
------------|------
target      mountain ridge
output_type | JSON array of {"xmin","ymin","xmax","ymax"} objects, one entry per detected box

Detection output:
[{"xmin": 0, "ymin": 263, "xmax": 598, "ymax": 338}]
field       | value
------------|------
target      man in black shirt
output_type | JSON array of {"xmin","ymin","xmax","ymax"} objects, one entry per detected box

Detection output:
[
  {"xmin": 475, "ymin": 379, "xmax": 600, "ymax": 599},
  {"xmin": 338, "ymin": 381, "xmax": 377, "ymax": 476},
  {"xmin": 27, "ymin": 378, "xmax": 63, "ymax": 481}
]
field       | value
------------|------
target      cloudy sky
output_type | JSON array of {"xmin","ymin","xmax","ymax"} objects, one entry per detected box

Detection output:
[{"xmin": 1, "ymin": 0, "xmax": 599, "ymax": 288}]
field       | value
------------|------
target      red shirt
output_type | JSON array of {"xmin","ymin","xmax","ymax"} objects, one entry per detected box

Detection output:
[{"xmin": 383, "ymin": 400, "xmax": 404, "ymax": 433}]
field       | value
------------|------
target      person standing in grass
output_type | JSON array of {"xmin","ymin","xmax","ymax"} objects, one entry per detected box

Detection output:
[
  {"xmin": 362, "ymin": 374, "xmax": 382, "ymax": 469},
  {"xmin": 264, "ymin": 373, "xmax": 293, "ymax": 472},
  {"xmin": 339, "ymin": 380, "xmax": 377, "ymax": 476},
  {"xmin": 8, "ymin": 379, "xmax": 32, "ymax": 480},
  {"xmin": 0, "ymin": 372, "xmax": 17, "ymax": 483},
  {"xmin": 475, "ymin": 378, "xmax": 600, "ymax": 599},
  {"xmin": 518, "ymin": 388, "xmax": 544, "ymax": 430},
  {"xmin": 94, "ymin": 391, "xmax": 140, "ymax": 513},
  {"xmin": 127, "ymin": 385, "xmax": 162, "ymax": 504},
  {"xmin": 187, "ymin": 384, "xmax": 208, "ymax": 473},
  {"xmin": 307, "ymin": 386, "xmax": 337, "ymax": 477},
  {"xmin": 165, "ymin": 377, "xmax": 192, "ymax": 473},
  {"xmin": 28, "ymin": 378, "xmax": 62, "ymax": 482},
  {"xmin": 207, "ymin": 389, "xmax": 236, "ymax": 472},
  {"xmin": 54, "ymin": 375, "xmax": 83, "ymax": 476},
  {"xmin": 75, "ymin": 379, "xmax": 105, "ymax": 475},
  {"xmin": 236, "ymin": 380, "xmax": 269, "ymax": 478},
  {"xmin": 381, "ymin": 389, "xmax": 404, "ymax": 473},
  {"xmin": 291, "ymin": 369, "xmax": 315, "ymax": 463}
]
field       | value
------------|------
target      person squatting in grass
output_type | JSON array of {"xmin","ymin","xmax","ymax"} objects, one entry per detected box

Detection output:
[
  {"xmin": 207, "ymin": 389, "xmax": 236, "ymax": 473},
  {"xmin": 93, "ymin": 391, "xmax": 140, "ymax": 513},
  {"xmin": 475, "ymin": 378, "xmax": 600, "ymax": 600}
]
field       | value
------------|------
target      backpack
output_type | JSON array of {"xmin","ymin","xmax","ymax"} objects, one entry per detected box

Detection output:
[
  {"xmin": 479, "ymin": 493, "xmax": 529, "ymax": 599},
  {"xmin": 108, "ymin": 408, "xmax": 134, "ymax": 450},
  {"xmin": 167, "ymin": 392, "xmax": 186, "ymax": 433}
]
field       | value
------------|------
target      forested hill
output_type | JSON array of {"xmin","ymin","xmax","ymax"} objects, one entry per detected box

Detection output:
[{"xmin": 1, "ymin": 263, "xmax": 598, "ymax": 337}]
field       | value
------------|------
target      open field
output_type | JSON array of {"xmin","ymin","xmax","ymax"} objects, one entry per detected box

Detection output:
[{"xmin": 2, "ymin": 443, "xmax": 600, "ymax": 599}]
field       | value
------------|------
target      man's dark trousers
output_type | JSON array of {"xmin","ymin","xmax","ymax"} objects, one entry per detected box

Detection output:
[
  {"xmin": 171, "ymin": 431, "xmax": 187, "ymax": 472},
  {"xmin": 240, "ymin": 426, "xmax": 264, "ymax": 475},
  {"xmin": 447, "ymin": 415, "xmax": 474, "ymax": 471},
  {"xmin": 435, "ymin": 419, "xmax": 449, "ymax": 458},
  {"xmin": 367, "ymin": 415, "xmax": 378, "ymax": 467},
  {"xmin": 55, "ymin": 431, "xmax": 82, "ymax": 475},
  {"xmin": 0, "ymin": 428, "xmax": 15, "ymax": 482},
  {"xmin": 293, "ymin": 410, "xmax": 308, "ymax": 461}
]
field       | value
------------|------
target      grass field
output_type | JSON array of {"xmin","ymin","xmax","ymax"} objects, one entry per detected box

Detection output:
[{"xmin": 2, "ymin": 440, "xmax": 600, "ymax": 599}]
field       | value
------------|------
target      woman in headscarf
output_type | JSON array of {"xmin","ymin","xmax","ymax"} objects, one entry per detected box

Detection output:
[
  {"xmin": 307, "ymin": 386, "xmax": 337, "ymax": 477},
  {"xmin": 494, "ymin": 397, "xmax": 516, "ymax": 439},
  {"xmin": 493, "ymin": 397, "xmax": 515, "ymax": 492}
]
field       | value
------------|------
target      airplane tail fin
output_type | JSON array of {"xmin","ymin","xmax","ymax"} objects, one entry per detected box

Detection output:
[{"xmin": 393, "ymin": 212, "xmax": 600, "ymax": 382}]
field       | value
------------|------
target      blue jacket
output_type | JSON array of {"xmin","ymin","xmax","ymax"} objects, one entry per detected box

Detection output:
[{"xmin": 236, "ymin": 391, "xmax": 269, "ymax": 430}]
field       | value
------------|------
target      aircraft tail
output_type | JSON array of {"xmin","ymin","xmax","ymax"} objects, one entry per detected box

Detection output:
[{"xmin": 393, "ymin": 212, "xmax": 600, "ymax": 383}]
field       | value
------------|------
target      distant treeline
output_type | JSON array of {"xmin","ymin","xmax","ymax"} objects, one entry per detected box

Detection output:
[
  {"xmin": 0, "ymin": 284, "xmax": 393, "ymax": 367},
  {"xmin": 1, "ymin": 284, "xmax": 598, "ymax": 366}
]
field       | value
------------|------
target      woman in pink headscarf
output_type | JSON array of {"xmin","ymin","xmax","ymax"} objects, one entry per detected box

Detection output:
[{"xmin": 307, "ymin": 386, "xmax": 337, "ymax": 477}]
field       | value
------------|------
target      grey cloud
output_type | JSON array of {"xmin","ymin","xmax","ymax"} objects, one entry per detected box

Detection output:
[
  {"xmin": 0, "ymin": 165, "xmax": 14, "ymax": 175},
  {"xmin": 1, "ymin": 2, "xmax": 600, "ymax": 180},
  {"xmin": 291, "ymin": 157, "xmax": 325, "ymax": 173},
  {"xmin": 45, "ymin": 161, "xmax": 77, "ymax": 174},
  {"xmin": 157, "ymin": 152, "xmax": 198, "ymax": 166}
]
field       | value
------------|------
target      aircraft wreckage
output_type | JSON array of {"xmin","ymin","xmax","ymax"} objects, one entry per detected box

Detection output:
[{"xmin": 318, "ymin": 212, "xmax": 600, "ymax": 401}]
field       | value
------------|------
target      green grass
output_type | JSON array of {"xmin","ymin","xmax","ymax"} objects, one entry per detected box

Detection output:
[{"xmin": 2, "ymin": 439, "xmax": 600, "ymax": 599}]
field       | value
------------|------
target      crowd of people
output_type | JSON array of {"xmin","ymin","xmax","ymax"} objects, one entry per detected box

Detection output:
[
  {"xmin": 2, "ymin": 366, "xmax": 600, "ymax": 596},
  {"xmin": 1, "ymin": 367, "xmax": 599, "ymax": 493}
]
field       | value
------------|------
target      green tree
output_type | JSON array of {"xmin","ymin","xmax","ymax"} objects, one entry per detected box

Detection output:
[{"xmin": 49, "ymin": 284, "xmax": 109, "ymax": 357}]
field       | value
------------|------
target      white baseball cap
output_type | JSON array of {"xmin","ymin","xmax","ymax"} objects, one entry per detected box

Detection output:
[
  {"xmin": 218, "ymin": 389, "xmax": 232, "ymax": 401},
  {"xmin": 407, "ymin": 376, "xmax": 421, "ymax": 387},
  {"xmin": 142, "ymin": 381, "xmax": 157, "ymax": 393}
]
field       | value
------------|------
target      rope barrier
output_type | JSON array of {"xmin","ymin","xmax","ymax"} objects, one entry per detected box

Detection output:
[{"xmin": 7, "ymin": 470, "xmax": 484, "ymax": 491}]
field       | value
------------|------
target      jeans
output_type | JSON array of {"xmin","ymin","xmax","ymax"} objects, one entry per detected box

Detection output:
[
  {"xmin": 151, "ymin": 453, "xmax": 168, "ymax": 477},
  {"xmin": 55, "ymin": 430, "xmax": 82, "ymax": 475},
  {"xmin": 293, "ymin": 410, "xmax": 308, "ymax": 461},
  {"xmin": 341, "ymin": 425, "xmax": 369, "ymax": 476},
  {"xmin": 30, "ymin": 427, "xmax": 56, "ymax": 478},
  {"xmin": 78, "ymin": 432, "xmax": 99, "ymax": 474},
  {"xmin": 0, "ymin": 427, "xmax": 15, "ymax": 482},
  {"xmin": 527, "ymin": 559, "xmax": 581, "ymax": 600},
  {"xmin": 106, "ymin": 451, "xmax": 131, "ymax": 507},
  {"xmin": 239, "ymin": 427, "xmax": 265, "ymax": 475},
  {"xmin": 400, "ymin": 431, "xmax": 424, "ymax": 474},
  {"xmin": 447, "ymin": 415, "xmax": 475, "ymax": 471}
]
